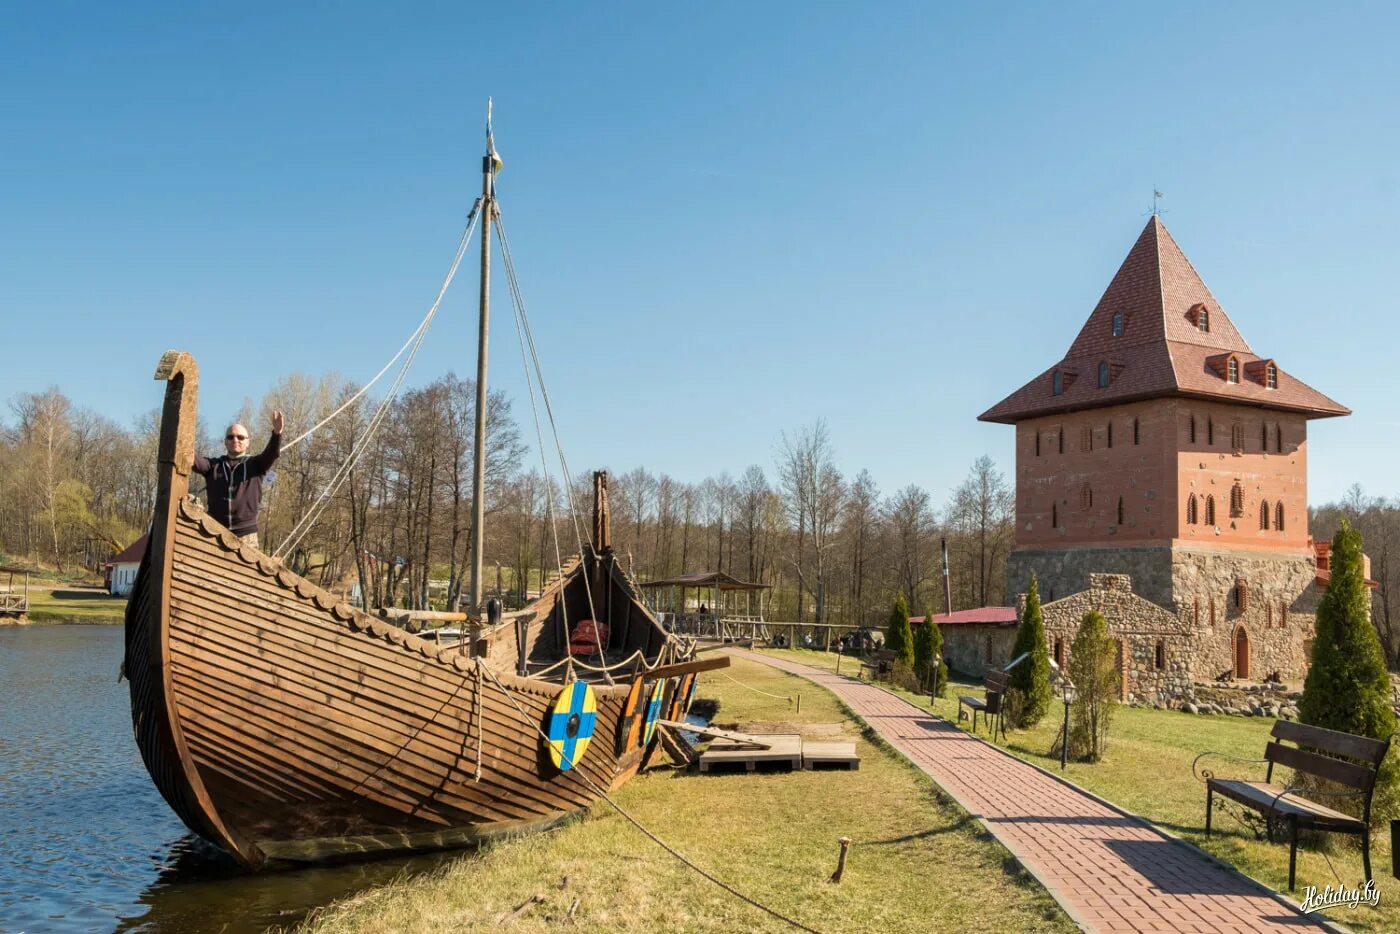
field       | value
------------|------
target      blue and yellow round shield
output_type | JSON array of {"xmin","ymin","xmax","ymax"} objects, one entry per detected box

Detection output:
[
  {"xmin": 546, "ymin": 681, "xmax": 597, "ymax": 772},
  {"xmin": 642, "ymin": 680, "xmax": 665, "ymax": 746}
]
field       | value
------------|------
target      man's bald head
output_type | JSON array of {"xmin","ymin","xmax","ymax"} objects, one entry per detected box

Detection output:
[{"xmin": 224, "ymin": 423, "xmax": 250, "ymax": 457}]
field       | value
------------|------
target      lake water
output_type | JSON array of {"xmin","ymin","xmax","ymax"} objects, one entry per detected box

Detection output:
[{"xmin": 0, "ymin": 625, "xmax": 463, "ymax": 933}]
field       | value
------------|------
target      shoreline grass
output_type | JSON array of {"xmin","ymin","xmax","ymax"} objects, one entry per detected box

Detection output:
[
  {"xmin": 760, "ymin": 647, "xmax": 1400, "ymax": 932},
  {"xmin": 295, "ymin": 655, "xmax": 1074, "ymax": 933},
  {"xmin": 16, "ymin": 586, "xmax": 127, "ymax": 624}
]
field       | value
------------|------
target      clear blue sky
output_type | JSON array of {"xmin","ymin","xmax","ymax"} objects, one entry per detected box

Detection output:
[{"xmin": 2, "ymin": 2, "xmax": 1396, "ymax": 505}]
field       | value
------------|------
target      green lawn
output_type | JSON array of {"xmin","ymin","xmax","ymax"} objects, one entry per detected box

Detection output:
[
  {"xmin": 762, "ymin": 647, "xmax": 1400, "ymax": 932},
  {"xmin": 22, "ymin": 585, "xmax": 127, "ymax": 623},
  {"xmin": 297, "ymin": 655, "xmax": 1074, "ymax": 933}
]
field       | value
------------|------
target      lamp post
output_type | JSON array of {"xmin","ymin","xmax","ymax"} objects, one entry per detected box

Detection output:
[
  {"xmin": 1060, "ymin": 677, "xmax": 1074, "ymax": 770},
  {"xmin": 931, "ymin": 652, "xmax": 942, "ymax": 698}
]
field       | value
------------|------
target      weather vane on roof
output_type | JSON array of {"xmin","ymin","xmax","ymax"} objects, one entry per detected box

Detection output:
[{"xmin": 1150, "ymin": 188, "xmax": 1165, "ymax": 217}]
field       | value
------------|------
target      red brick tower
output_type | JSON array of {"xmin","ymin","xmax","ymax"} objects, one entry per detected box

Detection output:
[{"xmin": 980, "ymin": 217, "xmax": 1348, "ymax": 687}]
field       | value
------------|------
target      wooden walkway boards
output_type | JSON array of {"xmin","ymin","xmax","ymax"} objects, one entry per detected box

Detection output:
[{"xmin": 733, "ymin": 650, "xmax": 1332, "ymax": 934}]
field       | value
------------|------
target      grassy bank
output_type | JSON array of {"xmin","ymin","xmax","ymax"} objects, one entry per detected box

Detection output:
[
  {"xmin": 22, "ymin": 586, "xmax": 127, "ymax": 624},
  {"xmin": 296, "ymin": 655, "xmax": 1073, "ymax": 933},
  {"xmin": 762, "ymin": 647, "xmax": 1400, "ymax": 932}
]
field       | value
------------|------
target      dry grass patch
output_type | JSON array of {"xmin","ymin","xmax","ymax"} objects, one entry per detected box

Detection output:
[{"xmin": 297, "ymin": 655, "xmax": 1072, "ymax": 933}]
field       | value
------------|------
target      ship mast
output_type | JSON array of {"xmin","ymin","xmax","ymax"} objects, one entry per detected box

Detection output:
[{"xmin": 469, "ymin": 100, "xmax": 498, "ymax": 611}]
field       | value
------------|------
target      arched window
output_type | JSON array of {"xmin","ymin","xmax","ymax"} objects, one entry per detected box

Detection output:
[
  {"xmin": 1275, "ymin": 424, "xmax": 1283, "ymax": 453},
  {"xmin": 1155, "ymin": 641, "xmax": 1166, "ymax": 670},
  {"xmin": 1107, "ymin": 421, "xmax": 1113, "ymax": 448},
  {"xmin": 1266, "ymin": 603, "xmax": 1273, "ymax": 628},
  {"xmin": 1081, "ymin": 484, "xmax": 1093, "ymax": 510},
  {"xmin": 1189, "ymin": 415, "xmax": 1196, "ymax": 443},
  {"xmin": 1207, "ymin": 418, "xmax": 1214, "ymax": 445},
  {"xmin": 1186, "ymin": 494, "xmax": 1198, "ymax": 525},
  {"xmin": 1035, "ymin": 433, "xmax": 1041, "ymax": 457},
  {"xmin": 1133, "ymin": 417, "xmax": 1141, "ymax": 445},
  {"xmin": 1058, "ymin": 429, "xmax": 1064, "ymax": 455},
  {"xmin": 1227, "ymin": 358, "xmax": 1240, "ymax": 383},
  {"xmin": 1199, "ymin": 307, "xmax": 1210, "ymax": 332},
  {"xmin": 1080, "ymin": 426, "xmax": 1093, "ymax": 452},
  {"xmin": 1193, "ymin": 596, "xmax": 1200, "ymax": 626},
  {"xmin": 1281, "ymin": 603, "xmax": 1288, "ymax": 627},
  {"xmin": 1235, "ymin": 579, "xmax": 1249, "ymax": 612},
  {"xmin": 1098, "ymin": 361, "xmax": 1110, "ymax": 388},
  {"xmin": 1210, "ymin": 596, "xmax": 1217, "ymax": 627},
  {"xmin": 1231, "ymin": 423, "xmax": 1245, "ymax": 452},
  {"xmin": 1260, "ymin": 500, "xmax": 1270, "ymax": 530},
  {"xmin": 1261, "ymin": 421, "xmax": 1268, "ymax": 450},
  {"xmin": 1052, "ymin": 503, "xmax": 1058, "ymax": 528},
  {"xmin": 1112, "ymin": 312, "xmax": 1124, "ymax": 337},
  {"xmin": 1230, "ymin": 482, "xmax": 1244, "ymax": 517},
  {"xmin": 1275, "ymin": 501, "xmax": 1285, "ymax": 531},
  {"xmin": 1052, "ymin": 370, "xmax": 1063, "ymax": 395},
  {"xmin": 1205, "ymin": 495, "xmax": 1216, "ymax": 525},
  {"xmin": 1117, "ymin": 496, "xmax": 1124, "ymax": 525},
  {"xmin": 1266, "ymin": 363, "xmax": 1278, "ymax": 389},
  {"xmin": 1054, "ymin": 637, "xmax": 1065, "ymax": 668}
]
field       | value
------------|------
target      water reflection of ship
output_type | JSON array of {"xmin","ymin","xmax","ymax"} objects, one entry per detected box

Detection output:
[{"xmin": 114, "ymin": 834, "xmax": 459, "ymax": 933}]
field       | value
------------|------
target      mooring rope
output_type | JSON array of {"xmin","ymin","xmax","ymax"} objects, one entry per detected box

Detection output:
[
  {"xmin": 719, "ymin": 671, "xmax": 793, "ymax": 703},
  {"xmin": 476, "ymin": 662, "xmax": 822, "ymax": 933}
]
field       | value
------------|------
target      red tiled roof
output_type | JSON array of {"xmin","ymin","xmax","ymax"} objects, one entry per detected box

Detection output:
[
  {"xmin": 911, "ymin": 607, "xmax": 1018, "ymax": 626},
  {"xmin": 979, "ymin": 218, "xmax": 1349, "ymax": 423},
  {"xmin": 109, "ymin": 534, "xmax": 148, "ymax": 566}
]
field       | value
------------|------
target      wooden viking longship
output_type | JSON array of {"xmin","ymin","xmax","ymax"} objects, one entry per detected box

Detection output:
[{"xmin": 124, "ymin": 112, "xmax": 724, "ymax": 870}]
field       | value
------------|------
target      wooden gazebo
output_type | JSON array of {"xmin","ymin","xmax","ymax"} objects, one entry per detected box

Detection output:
[
  {"xmin": 639, "ymin": 571, "xmax": 770, "ymax": 640},
  {"xmin": 0, "ymin": 565, "xmax": 31, "ymax": 619}
]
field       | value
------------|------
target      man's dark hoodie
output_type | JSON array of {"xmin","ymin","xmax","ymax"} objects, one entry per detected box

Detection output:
[{"xmin": 193, "ymin": 432, "xmax": 281, "ymax": 535}]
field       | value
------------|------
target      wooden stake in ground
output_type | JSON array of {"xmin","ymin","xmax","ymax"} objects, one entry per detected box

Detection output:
[
  {"xmin": 829, "ymin": 836, "xmax": 851, "ymax": 883},
  {"xmin": 497, "ymin": 893, "xmax": 544, "ymax": 923}
]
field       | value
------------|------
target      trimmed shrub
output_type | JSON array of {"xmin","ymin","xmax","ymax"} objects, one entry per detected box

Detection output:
[
  {"xmin": 886, "ymin": 592, "xmax": 914, "ymax": 666},
  {"xmin": 1068, "ymin": 609, "xmax": 1117, "ymax": 761},
  {"xmin": 1298, "ymin": 521, "xmax": 1398, "ymax": 820},
  {"xmin": 1006, "ymin": 575, "xmax": 1052, "ymax": 728}
]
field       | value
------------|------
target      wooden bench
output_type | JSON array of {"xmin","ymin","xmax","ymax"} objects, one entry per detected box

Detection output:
[
  {"xmin": 959, "ymin": 671, "xmax": 1010, "ymax": 739},
  {"xmin": 1195, "ymin": 720, "xmax": 1391, "ymax": 890},
  {"xmin": 858, "ymin": 649, "xmax": 897, "ymax": 682}
]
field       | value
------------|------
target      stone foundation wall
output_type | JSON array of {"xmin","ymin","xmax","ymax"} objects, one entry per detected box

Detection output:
[
  {"xmin": 1171, "ymin": 547, "xmax": 1318, "ymax": 682},
  {"xmin": 1009, "ymin": 546, "xmax": 1176, "ymax": 609},
  {"xmin": 941, "ymin": 624, "xmax": 1018, "ymax": 678}
]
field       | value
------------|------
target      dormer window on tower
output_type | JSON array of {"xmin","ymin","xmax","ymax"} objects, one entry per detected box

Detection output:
[
  {"xmin": 1052, "ymin": 370, "xmax": 1063, "ymax": 396},
  {"xmin": 1111, "ymin": 312, "xmax": 1124, "ymax": 337},
  {"xmin": 1098, "ymin": 362, "xmax": 1110, "ymax": 388},
  {"xmin": 1266, "ymin": 363, "xmax": 1277, "ymax": 389},
  {"xmin": 1198, "ymin": 306, "xmax": 1210, "ymax": 332},
  {"xmin": 1227, "ymin": 358, "xmax": 1239, "ymax": 383}
]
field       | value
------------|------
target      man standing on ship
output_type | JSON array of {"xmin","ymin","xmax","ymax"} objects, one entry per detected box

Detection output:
[{"xmin": 193, "ymin": 411, "xmax": 284, "ymax": 549}]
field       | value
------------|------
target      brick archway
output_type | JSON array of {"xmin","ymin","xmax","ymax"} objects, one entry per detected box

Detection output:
[{"xmin": 1233, "ymin": 625, "xmax": 1250, "ymax": 680}]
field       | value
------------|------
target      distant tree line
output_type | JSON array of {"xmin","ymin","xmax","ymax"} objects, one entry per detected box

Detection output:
[{"xmin": 4, "ymin": 375, "xmax": 1395, "ymax": 641}]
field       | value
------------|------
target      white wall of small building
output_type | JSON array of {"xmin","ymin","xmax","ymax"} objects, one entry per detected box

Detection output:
[{"xmin": 109, "ymin": 562, "xmax": 140, "ymax": 597}]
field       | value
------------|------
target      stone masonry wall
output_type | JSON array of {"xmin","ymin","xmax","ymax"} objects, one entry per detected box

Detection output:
[
  {"xmin": 941, "ymin": 624, "xmax": 1019, "ymax": 678},
  {"xmin": 1172, "ymin": 547, "xmax": 1319, "ymax": 682},
  {"xmin": 1009, "ymin": 545, "xmax": 1176, "ymax": 609},
  {"xmin": 1040, "ymin": 573, "xmax": 1191, "ymax": 705}
]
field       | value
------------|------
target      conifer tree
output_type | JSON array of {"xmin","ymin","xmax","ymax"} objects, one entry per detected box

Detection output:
[
  {"xmin": 913, "ymin": 605, "xmax": 936, "ymax": 690},
  {"xmin": 1299, "ymin": 521, "xmax": 1397, "ymax": 743},
  {"xmin": 886, "ymin": 592, "xmax": 914, "ymax": 665},
  {"xmin": 1007, "ymin": 575, "xmax": 1052, "ymax": 727}
]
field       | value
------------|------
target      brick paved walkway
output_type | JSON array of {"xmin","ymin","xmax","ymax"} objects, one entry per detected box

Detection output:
[{"xmin": 734, "ymin": 650, "xmax": 1328, "ymax": 933}]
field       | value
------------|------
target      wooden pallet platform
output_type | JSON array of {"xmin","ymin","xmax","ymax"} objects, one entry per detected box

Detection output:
[
  {"xmin": 698, "ymin": 734, "xmax": 802, "ymax": 773},
  {"xmin": 801, "ymin": 740, "xmax": 860, "ymax": 770}
]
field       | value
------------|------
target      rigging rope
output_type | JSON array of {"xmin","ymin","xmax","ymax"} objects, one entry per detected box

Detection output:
[
  {"xmin": 281, "ymin": 197, "xmax": 486, "ymax": 452},
  {"xmin": 475, "ymin": 660, "xmax": 822, "ymax": 934},
  {"xmin": 493, "ymin": 202, "xmax": 611, "ymax": 680},
  {"xmin": 272, "ymin": 200, "xmax": 483, "ymax": 559}
]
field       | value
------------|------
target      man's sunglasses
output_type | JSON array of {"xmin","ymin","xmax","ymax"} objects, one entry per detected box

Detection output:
[{"xmin": 225, "ymin": 434, "xmax": 248, "ymax": 441}]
